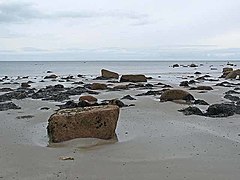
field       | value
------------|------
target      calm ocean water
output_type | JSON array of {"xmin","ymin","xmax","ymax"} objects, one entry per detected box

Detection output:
[{"xmin": 0, "ymin": 61, "xmax": 239, "ymax": 83}]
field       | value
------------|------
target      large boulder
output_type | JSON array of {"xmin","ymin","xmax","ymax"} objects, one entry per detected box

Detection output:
[
  {"xmin": 160, "ymin": 89, "xmax": 194, "ymax": 102},
  {"xmin": 101, "ymin": 69, "xmax": 119, "ymax": 79},
  {"xmin": 47, "ymin": 105, "xmax": 120, "ymax": 143},
  {"xmin": 225, "ymin": 69, "xmax": 240, "ymax": 79},
  {"xmin": 120, "ymin": 74, "xmax": 147, "ymax": 83}
]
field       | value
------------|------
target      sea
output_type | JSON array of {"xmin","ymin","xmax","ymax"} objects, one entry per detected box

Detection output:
[{"xmin": 0, "ymin": 61, "xmax": 239, "ymax": 84}]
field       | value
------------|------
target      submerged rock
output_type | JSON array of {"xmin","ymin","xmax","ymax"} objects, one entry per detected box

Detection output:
[
  {"xmin": 160, "ymin": 89, "xmax": 194, "ymax": 102},
  {"xmin": 47, "ymin": 105, "xmax": 120, "ymax": 143}
]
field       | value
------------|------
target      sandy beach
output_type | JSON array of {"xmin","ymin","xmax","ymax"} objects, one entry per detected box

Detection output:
[{"xmin": 0, "ymin": 64, "xmax": 240, "ymax": 180}]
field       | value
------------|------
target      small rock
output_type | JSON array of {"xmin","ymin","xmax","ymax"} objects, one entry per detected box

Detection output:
[
  {"xmin": 59, "ymin": 156, "xmax": 74, "ymax": 161},
  {"xmin": 178, "ymin": 106, "xmax": 203, "ymax": 116},
  {"xmin": 194, "ymin": 99, "xmax": 209, "ymax": 105},
  {"xmin": 0, "ymin": 102, "xmax": 21, "ymax": 111},
  {"xmin": 121, "ymin": 95, "xmax": 136, "ymax": 100}
]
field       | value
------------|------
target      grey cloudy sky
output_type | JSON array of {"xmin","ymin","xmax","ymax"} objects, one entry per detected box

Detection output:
[{"xmin": 1, "ymin": 0, "xmax": 240, "ymax": 60}]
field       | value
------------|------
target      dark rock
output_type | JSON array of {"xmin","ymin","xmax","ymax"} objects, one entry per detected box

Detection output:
[
  {"xmin": 190, "ymin": 64, "xmax": 198, "ymax": 67},
  {"xmin": 120, "ymin": 74, "xmax": 147, "ymax": 83},
  {"xmin": 190, "ymin": 86, "xmax": 213, "ymax": 90},
  {"xmin": 0, "ymin": 102, "xmax": 21, "ymax": 111},
  {"xmin": 224, "ymin": 94, "xmax": 240, "ymax": 102},
  {"xmin": 189, "ymin": 80, "xmax": 197, "ymax": 84},
  {"xmin": 57, "ymin": 101, "xmax": 79, "ymax": 109},
  {"xmin": 40, "ymin": 107, "xmax": 50, "ymax": 110},
  {"xmin": 225, "ymin": 90, "xmax": 240, "ymax": 95},
  {"xmin": 121, "ymin": 95, "xmax": 136, "ymax": 100},
  {"xmin": 173, "ymin": 64, "xmax": 179, "ymax": 68},
  {"xmin": 0, "ymin": 88, "xmax": 13, "ymax": 92},
  {"xmin": 205, "ymin": 103, "xmax": 236, "ymax": 117},
  {"xmin": 21, "ymin": 82, "xmax": 30, "ymax": 88},
  {"xmin": 136, "ymin": 90, "xmax": 162, "ymax": 96},
  {"xmin": 47, "ymin": 71, "xmax": 53, "ymax": 73},
  {"xmin": 179, "ymin": 81, "xmax": 189, "ymax": 87},
  {"xmin": 194, "ymin": 99, "xmax": 209, "ymax": 105},
  {"xmin": 108, "ymin": 99, "xmax": 125, "ymax": 108},
  {"xmin": 44, "ymin": 74, "xmax": 58, "ymax": 79},
  {"xmin": 178, "ymin": 106, "xmax": 203, "ymax": 115},
  {"xmin": 194, "ymin": 71, "xmax": 201, "ymax": 75},
  {"xmin": 16, "ymin": 115, "xmax": 34, "ymax": 119}
]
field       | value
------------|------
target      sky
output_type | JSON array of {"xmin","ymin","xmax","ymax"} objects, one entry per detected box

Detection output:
[{"xmin": 1, "ymin": 0, "xmax": 240, "ymax": 60}]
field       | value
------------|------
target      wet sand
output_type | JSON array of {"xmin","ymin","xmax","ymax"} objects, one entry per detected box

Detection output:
[{"xmin": 0, "ymin": 71, "xmax": 240, "ymax": 180}]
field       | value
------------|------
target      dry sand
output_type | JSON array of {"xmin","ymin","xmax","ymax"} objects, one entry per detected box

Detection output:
[{"xmin": 0, "ymin": 75, "xmax": 240, "ymax": 180}]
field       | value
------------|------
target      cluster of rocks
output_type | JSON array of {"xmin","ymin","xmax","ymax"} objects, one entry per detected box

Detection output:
[
  {"xmin": 221, "ymin": 68, "xmax": 240, "ymax": 79},
  {"xmin": 179, "ymin": 103, "xmax": 240, "ymax": 118}
]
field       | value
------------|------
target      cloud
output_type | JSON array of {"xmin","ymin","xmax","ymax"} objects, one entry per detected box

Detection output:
[{"xmin": 0, "ymin": 2, "xmax": 149, "ymax": 24}]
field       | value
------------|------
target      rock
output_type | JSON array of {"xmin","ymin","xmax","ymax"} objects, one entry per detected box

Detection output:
[
  {"xmin": 44, "ymin": 74, "xmax": 58, "ymax": 79},
  {"xmin": 224, "ymin": 94, "xmax": 240, "ymax": 102},
  {"xmin": 0, "ymin": 88, "xmax": 13, "ymax": 92},
  {"xmin": 194, "ymin": 71, "xmax": 202, "ymax": 75},
  {"xmin": 108, "ymin": 99, "xmax": 125, "ymax": 108},
  {"xmin": 225, "ymin": 90, "xmax": 240, "ymax": 95},
  {"xmin": 59, "ymin": 156, "xmax": 74, "ymax": 161},
  {"xmin": 226, "ymin": 69, "xmax": 240, "ymax": 79},
  {"xmin": 178, "ymin": 106, "xmax": 203, "ymax": 115},
  {"xmin": 47, "ymin": 71, "xmax": 53, "ymax": 73},
  {"xmin": 194, "ymin": 99, "xmax": 209, "ymax": 105},
  {"xmin": 136, "ymin": 90, "xmax": 162, "ymax": 96},
  {"xmin": 223, "ymin": 67, "xmax": 233, "ymax": 73},
  {"xmin": 120, "ymin": 74, "xmax": 147, "ymax": 83},
  {"xmin": 21, "ymin": 82, "xmax": 30, "ymax": 88},
  {"xmin": 190, "ymin": 86, "xmax": 213, "ymax": 90},
  {"xmin": 16, "ymin": 115, "xmax": 34, "ymax": 119},
  {"xmin": 101, "ymin": 69, "xmax": 119, "ymax": 79},
  {"xmin": 160, "ymin": 89, "xmax": 194, "ymax": 102},
  {"xmin": 0, "ymin": 102, "xmax": 21, "ymax": 111},
  {"xmin": 79, "ymin": 95, "xmax": 97, "ymax": 104},
  {"xmin": 190, "ymin": 64, "xmax": 198, "ymax": 67},
  {"xmin": 57, "ymin": 101, "xmax": 79, "ymax": 109},
  {"xmin": 179, "ymin": 81, "xmax": 189, "ymax": 87},
  {"xmin": 211, "ymin": 68, "xmax": 217, "ymax": 70},
  {"xmin": 90, "ymin": 83, "xmax": 107, "ymax": 90},
  {"xmin": 121, "ymin": 95, "xmax": 136, "ymax": 100},
  {"xmin": 47, "ymin": 105, "xmax": 120, "ymax": 143},
  {"xmin": 189, "ymin": 80, "xmax": 196, "ymax": 84},
  {"xmin": 205, "ymin": 103, "xmax": 236, "ymax": 117},
  {"xmin": 173, "ymin": 64, "xmax": 179, "ymax": 68},
  {"xmin": 112, "ymin": 85, "xmax": 129, "ymax": 90},
  {"xmin": 40, "ymin": 107, "xmax": 50, "ymax": 110}
]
